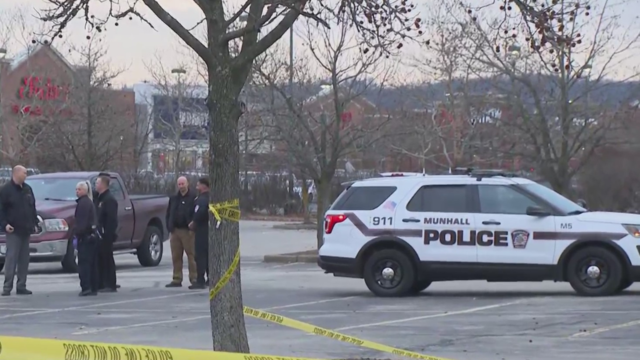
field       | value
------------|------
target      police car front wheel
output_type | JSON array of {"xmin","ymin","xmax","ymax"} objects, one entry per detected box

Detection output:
[
  {"xmin": 567, "ymin": 247, "xmax": 623, "ymax": 296},
  {"xmin": 363, "ymin": 249, "xmax": 416, "ymax": 297}
]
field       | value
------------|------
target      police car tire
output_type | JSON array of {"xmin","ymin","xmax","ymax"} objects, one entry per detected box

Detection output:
[
  {"xmin": 410, "ymin": 280, "xmax": 432, "ymax": 293},
  {"xmin": 363, "ymin": 249, "xmax": 416, "ymax": 297},
  {"xmin": 617, "ymin": 279, "xmax": 633, "ymax": 292},
  {"xmin": 567, "ymin": 247, "xmax": 623, "ymax": 296}
]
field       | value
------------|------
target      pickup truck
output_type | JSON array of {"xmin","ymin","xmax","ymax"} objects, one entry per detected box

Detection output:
[{"xmin": 0, "ymin": 171, "xmax": 169, "ymax": 273}]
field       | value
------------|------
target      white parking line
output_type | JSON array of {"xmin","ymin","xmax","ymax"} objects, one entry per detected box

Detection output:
[
  {"xmin": 0, "ymin": 292, "xmax": 201, "ymax": 320},
  {"xmin": 569, "ymin": 319, "xmax": 640, "ymax": 338},
  {"xmin": 72, "ymin": 296, "xmax": 357, "ymax": 335},
  {"xmin": 334, "ymin": 300, "xmax": 525, "ymax": 331}
]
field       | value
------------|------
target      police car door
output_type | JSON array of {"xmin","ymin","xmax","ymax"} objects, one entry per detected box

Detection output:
[
  {"xmin": 473, "ymin": 184, "xmax": 556, "ymax": 264},
  {"xmin": 395, "ymin": 183, "xmax": 477, "ymax": 263}
]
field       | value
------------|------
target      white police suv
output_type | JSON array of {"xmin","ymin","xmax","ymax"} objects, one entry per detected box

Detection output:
[{"xmin": 318, "ymin": 169, "xmax": 640, "ymax": 297}]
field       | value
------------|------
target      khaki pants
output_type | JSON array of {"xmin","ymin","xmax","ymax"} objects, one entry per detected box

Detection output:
[{"xmin": 169, "ymin": 228, "xmax": 197, "ymax": 284}]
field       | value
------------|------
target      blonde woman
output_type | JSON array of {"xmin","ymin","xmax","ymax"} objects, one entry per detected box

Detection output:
[{"xmin": 74, "ymin": 180, "xmax": 99, "ymax": 296}]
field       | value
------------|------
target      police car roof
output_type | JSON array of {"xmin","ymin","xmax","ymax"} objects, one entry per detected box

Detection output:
[{"xmin": 352, "ymin": 174, "xmax": 536, "ymax": 186}]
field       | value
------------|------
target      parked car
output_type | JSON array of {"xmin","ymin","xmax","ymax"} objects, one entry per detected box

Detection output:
[{"xmin": 0, "ymin": 171, "xmax": 169, "ymax": 273}]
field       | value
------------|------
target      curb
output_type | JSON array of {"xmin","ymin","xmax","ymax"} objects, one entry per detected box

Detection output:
[
  {"xmin": 263, "ymin": 252, "xmax": 318, "ymax": 264},
  {"xmin": 272, "ymin": 223, "xmax": 317, "ymax": 230}
]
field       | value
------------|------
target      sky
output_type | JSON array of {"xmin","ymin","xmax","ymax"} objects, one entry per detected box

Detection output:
[{"xmin": 1, "ymin": 0, "xmax": 639, "ymax": 86}]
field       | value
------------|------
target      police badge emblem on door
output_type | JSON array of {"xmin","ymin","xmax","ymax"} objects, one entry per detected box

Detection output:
[{"xmin": 511, "ymin": 230, "xmax": 530, "ymax": 249}]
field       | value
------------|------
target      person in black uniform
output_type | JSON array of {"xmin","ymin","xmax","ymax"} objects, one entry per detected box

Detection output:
[
  {"xmin": 74, "ymin": 181, "xmax": 99, "ymax": 296},
  {"xmin": 95, "ymin": 175, "xmax": 119, "ymax": 293},
  {"xmin": 189, "ymin": 177, "xmax": 210, "ymax": 290},
  {"xmin": 0, "ymin": 165, "xmax": 38, "ymax": 297}
]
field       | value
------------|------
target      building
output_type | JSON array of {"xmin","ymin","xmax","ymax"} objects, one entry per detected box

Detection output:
[
  {"xmin": 0, "ymin": 44, "xmax": 136, "ymax": 170},
  {"xmin": 133, "ymin": 81, "xmax": 209, "ymax": 173}
]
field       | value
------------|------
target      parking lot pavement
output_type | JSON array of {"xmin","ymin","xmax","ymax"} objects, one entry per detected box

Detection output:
[{"xmin": 3, "ymin": 259, "xmax": 640, "ymax": 360}]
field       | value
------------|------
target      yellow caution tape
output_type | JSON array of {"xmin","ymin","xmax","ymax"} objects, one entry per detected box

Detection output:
[
  {"xmin": 208, "ymin": 248, "xmax": 240, "ymax": 300},
  {"xmin": 0, "ymin": 336, "xmax": 326, "ymax": 360},
  {"xmin": 209, "ymin": 199, "xmax": 241, "ymax": 223},
  {"xmin": 202, "ymin": 199, "xmax": 452, "ymax": 360},
  {"xmin": 242, "ymin": 307, "xmax": 453, "ymax": 360}
]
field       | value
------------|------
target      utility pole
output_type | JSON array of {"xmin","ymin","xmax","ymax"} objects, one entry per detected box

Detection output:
[
  {"xmin": 287, "ymin": 27, "xmax": 295, "ymax": 197},
  {"xmin": 0, "ymin": 48, "xmax": 7, "ymax": 165}
]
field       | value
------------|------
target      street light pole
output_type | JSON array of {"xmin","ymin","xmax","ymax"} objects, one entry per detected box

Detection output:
[
  {"xmin": 0, "ymin": 48, "xmax": 7, "ymax": 165},
  {"xmin": 171, "ymin": 68, "xmax": 186, "ymax": 173}
]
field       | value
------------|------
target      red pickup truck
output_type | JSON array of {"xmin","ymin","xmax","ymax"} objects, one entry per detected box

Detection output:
[{"xmin": 0, "ymin": 171, "xmax": 169, "ymax": 273}]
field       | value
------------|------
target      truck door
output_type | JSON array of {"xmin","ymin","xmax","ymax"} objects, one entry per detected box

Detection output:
[{"xmin": 108, "ymin": 178, "xmax": 135, "ymax": 249}]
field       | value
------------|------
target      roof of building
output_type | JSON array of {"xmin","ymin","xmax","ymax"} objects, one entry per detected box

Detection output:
[{"xmin": 8, "ymin": 43, "xmax": 76, "ymax": 73}]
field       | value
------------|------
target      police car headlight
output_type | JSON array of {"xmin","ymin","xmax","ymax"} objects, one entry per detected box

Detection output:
[
  {"xmin": 43, "ymin": 219, "xmax": 69, "ymax": 232},
  {"xmin": 622, "ymin": 224, "xmax": 640, "ymax": 238}
]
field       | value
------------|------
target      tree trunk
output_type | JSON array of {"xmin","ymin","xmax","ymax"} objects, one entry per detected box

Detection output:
[
  {"xmin": 206, "ymin": 69, "xmax": 250, "ymax": 353},
  {"xmin": 314, "ymin": 177, "xmax": 332, "ymax": 249}
]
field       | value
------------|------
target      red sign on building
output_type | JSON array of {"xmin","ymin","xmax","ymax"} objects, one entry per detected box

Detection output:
[{"xmin": 11, "ymin": 76, "xmax": 72, "ymax": 117}]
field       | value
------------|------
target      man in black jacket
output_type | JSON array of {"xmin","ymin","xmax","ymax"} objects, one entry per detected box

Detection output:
[
  {"xmin": 0, "ymin": 166, "xmax": 38, "ymax": 296},
  {"xmin": 74, "ymin": 181, "xmax": 99, "ymax": 296},
  {"xmin": 188, "ymin": 177, "xmax": 210, "ymax": 290},
  {"xmin": 95, "ymin": 175, "xmax": 119, "ymax": 293},
  {"xmin": 165, "ymin": 176, "xmax": 197, "ymax": 287}
]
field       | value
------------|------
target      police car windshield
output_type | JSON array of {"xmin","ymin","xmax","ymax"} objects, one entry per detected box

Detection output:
[{"xmin": 519, "ymin": 183, "xmax": 586, "ymax": 215}]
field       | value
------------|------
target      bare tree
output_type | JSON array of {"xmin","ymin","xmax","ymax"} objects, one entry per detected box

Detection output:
[
  {"xmin": 393, "ymin": 4, "xmax": 502, "ymax": 171},
  {"xmin": 144, "ymin": 55, "xmax": 208, "ymax": 174},
  {"xmin": 255, "ymin": 18, "xmax": 395, "ymax": 247},
  {"xmin": 38, "ymin": 0, "xmax": 420, "ymax": 350},
  {"xmin": 466, "ymin": 0, "xmax": 640, "ymax": 193},
  {"xmin": 37, "ymin": 37, "xmax": 130, "ymax": 170},
  {"xmin": 0, "ymin": 6, "xmax": 60, "ymax": 166}
]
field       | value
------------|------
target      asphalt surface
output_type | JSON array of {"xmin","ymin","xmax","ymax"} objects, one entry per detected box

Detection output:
[{"xmin": 2, "ymin": 226, "xmax": 640, "ymax": 359}]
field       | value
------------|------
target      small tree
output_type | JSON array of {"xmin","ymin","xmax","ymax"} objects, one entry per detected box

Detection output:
[
  {"xmin": 38, "ymin": 37, "xmax": 130, "ymax": 170},
  {"xmin": 255, "ymin": 17, "xmax": 395, "ymax": 247},
  {"xmin": 466, "ymin": 0, "xmax": 640, "ymax": 193}
]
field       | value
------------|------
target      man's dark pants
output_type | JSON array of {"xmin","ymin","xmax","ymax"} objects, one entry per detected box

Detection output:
[
  {"xmin": 3, "ymin": 233, "xmax": 30, "ymax": 292},
  {"xmin": 98, "ymin": 240, "xmax": 117, "ymax": 289},
  {"xmin": 78, "ymin": 237, "xmax": 99, "ymax": 292},
  {"xmin": 195, "ymin": 231, "xmax": 208, "ymax": 285}
]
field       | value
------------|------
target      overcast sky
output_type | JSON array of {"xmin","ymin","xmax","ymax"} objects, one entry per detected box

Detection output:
[{"xmin": 1, "ymin": 0, "xmax": 638, "ymax": 86}]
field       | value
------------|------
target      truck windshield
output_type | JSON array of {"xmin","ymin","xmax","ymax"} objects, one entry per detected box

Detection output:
[
  {"xmin": 519, "ymin": 182, "xmax": 586, "ymax": 215},
  {"xmin": 27, "ymin": 178, "xmax": 85, "ymax": 201}
]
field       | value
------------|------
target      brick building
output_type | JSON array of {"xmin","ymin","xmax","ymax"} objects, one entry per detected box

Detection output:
[{"xmin": 0, "ymin": 44, "xmax": 136, "ymax": 170}]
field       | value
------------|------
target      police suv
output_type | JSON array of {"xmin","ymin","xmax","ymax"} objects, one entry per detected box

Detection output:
[{"xmin": 318, "ymin": 169, "xmax": 640, "ymax": 297}]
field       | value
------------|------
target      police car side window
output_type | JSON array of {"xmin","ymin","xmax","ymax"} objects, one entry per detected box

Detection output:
[
  {"xmin": 478, "ymin": 185, "xmax": 538, "ymax": 215},
  {"xmin": 406, "ymin": 185, "xmax": 468, "ymax": 213},
  {"xmin": 331, "ymin": 186, "xmax": 397, "ymax": 211}
]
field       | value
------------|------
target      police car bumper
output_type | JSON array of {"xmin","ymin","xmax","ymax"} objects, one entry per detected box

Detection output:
[{"xmin": 318, "ymin": 256, "xmax": 360, "ymax": 278}]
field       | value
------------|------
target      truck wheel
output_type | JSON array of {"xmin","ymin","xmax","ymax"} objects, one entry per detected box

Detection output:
[
  {"xmin": 567, "ymin": 246, "xmax": 623, "ymax": 296},
  {"xmin": 410, "ymin": 279, "xmax": 432, "ymax": 294},
  {"xmin": 61, "ymin": 239, "xmax": 78, "ymax": 273},
  {"xmin": 363, "ymin": 249, "xmax": 416, "ymax": 297},
  {"xmin": 137, "ymin": 226, "xmax": 163, "ymax": 267}
]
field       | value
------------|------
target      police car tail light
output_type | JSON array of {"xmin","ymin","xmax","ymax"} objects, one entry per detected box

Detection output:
[
  {"xmin": 325, "ymin": 214, "xmax": 347, "ymax": 234},
  {"xmin": 43, "ymin": 219, "xmax": 69, "ymax": 232},
  {"xmin": 623, "ymin": 224, "xmax": 640, "ymax": 238}
]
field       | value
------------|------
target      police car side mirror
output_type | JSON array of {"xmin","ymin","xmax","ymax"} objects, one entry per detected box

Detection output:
[
  {"xmin": 576, "ymin": 199, "xmax": 588, "ymax": 209},
  {"xmin": 526, "ymin": 206, "xmax": 550, "ymax": 217}
]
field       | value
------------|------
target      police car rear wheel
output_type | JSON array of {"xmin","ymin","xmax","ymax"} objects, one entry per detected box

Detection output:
[
  {"xmin": 617, "ymin": 279, "xmax": 633, "ymax": 292},
  {"xmin": 410, "ymin": 280, "xmax": 432, "ymax": 293},
  {"xmin": 363, "ymin": 249, "xmax": 415, "ymax": 297},
  {"xmin": 567, "ymin": 247, "xmax": 622, "ymax": 296}
]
